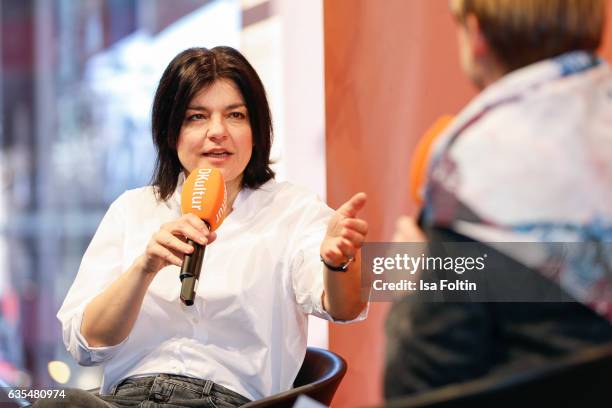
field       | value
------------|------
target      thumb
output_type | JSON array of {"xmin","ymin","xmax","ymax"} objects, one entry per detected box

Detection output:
[
  {"xmin": 336, "ymin": 192, "xmax": 367, "ymax": 218},
  {"xmin": 207, "ymin": 231, "xmax": 218, "ymax": 245}
]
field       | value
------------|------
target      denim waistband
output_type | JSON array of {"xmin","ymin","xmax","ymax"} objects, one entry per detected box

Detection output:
[{"xmin": 114, "ymin": 373, "xmax": 250, "ymax": 404}]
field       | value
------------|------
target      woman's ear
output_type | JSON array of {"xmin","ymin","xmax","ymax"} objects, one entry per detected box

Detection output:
[
  {"xmin": 465, "ymin": 13, "xmax": 490, "ymax": 59},
  {"xmin": 464, "ymin": 13, "xmax": 507, "ymax": 87}
]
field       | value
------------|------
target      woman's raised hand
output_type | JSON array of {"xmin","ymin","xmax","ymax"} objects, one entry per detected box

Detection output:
[{"xmin": 320, "ymin": 192, "xmax": 368, "ymax": 268}]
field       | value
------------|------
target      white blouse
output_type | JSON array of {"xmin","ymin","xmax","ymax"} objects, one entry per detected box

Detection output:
[{"xmin": 57, "ymin": 178, "xmax": 357, "ymax": 400}]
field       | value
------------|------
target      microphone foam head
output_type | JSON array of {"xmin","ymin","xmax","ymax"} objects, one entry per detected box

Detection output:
[
  {"xmin": 410, "ymin": 115, "xmax": 454, "ymax": 205},
  {"xmin": 181, "ymin": 168, "xmax": 227, "ymax": 232}
]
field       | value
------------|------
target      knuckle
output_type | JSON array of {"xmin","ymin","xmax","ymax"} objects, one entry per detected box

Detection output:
[
  {"xmin": 188, "ymin": 214, "xmax": 203, "ymax": 226},
  {"xmin": 177, "ymin": 224, "xmax": 189, "ymax": 236},
  {"xmin": 162, "ymin": 234, "xmax": 172, "ymax": 246}
]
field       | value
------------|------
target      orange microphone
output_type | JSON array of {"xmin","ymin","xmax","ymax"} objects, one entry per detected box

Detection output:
[
  {"xmin": 409, "ymin": 115, "xmax": 454, "ymax": 206},
  {"xmin": 180, "ymin": 168, "xmax": 227, "ymax": 306}
]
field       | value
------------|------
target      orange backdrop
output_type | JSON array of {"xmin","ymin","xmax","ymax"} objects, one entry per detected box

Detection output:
[{"xmin": 323, "ymin": 0, "xmax": 612, "ymax": 406}]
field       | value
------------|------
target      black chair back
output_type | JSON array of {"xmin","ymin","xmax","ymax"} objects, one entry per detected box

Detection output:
[{"xmin": 242, "ymin": 347, "xmax": 347, "ymax": 408}]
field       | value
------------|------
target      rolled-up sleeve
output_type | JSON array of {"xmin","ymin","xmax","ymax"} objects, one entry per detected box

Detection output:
[
  {"xmin": 63, "ymin": 301, "xmax": 128, "ymax": 365},
  {"xmin": 57, "ymin": 195, "xmax": 128, "ymax": 365}
]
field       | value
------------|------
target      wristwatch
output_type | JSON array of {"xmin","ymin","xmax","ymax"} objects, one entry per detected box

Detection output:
[{"xmin": 320, "ymin": 255, "xmax": 353, "ymax": 272}]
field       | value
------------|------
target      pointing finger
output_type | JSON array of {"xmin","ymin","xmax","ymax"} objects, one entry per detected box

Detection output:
[{"xmin": 336, "ymin": 192, "xmax": 367, "ymax": 218}]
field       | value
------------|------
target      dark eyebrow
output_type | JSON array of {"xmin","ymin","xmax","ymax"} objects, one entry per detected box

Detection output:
[
  {"xmin": 186, "ymin": 103, "xmax": 247, "ymax": 111},
  {"xmin": 186, "ymin": 106, "xmax": 207, "ymax": 112}
]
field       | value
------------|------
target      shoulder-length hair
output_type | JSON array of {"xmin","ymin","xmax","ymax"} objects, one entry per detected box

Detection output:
[
  {"xmin": 451, "ymin": 0, "xmax": 606, "ymax": 72},
  {"xmin": 150, "ymin": 46, "xmax": 275, "ymax": 201}
]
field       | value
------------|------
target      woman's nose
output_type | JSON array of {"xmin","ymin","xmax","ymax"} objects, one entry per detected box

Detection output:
[{"xmin": 206, "ymin": 116, "xmax": 228, "ymax": 141}]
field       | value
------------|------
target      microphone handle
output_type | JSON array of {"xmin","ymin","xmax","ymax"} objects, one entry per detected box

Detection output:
[{"xmin": 180, "ymin": 238, "xmax": 206, "ymax": 306}]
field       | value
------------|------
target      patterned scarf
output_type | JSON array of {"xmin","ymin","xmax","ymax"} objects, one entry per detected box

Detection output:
[{"xmin": 422, "ymin": 51, "xmax": 612, "ymax": 320}]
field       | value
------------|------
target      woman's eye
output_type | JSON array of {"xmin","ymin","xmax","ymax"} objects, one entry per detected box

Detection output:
[
  {"xmin": 186, "ymin": 113, "xmax": 206, "ymax": 121},
  {"xmin": 229, "ymin": 112, "xmax": 246, "ymax": 120}
]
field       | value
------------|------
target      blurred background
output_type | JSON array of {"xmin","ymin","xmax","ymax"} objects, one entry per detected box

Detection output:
[{"xmin": 0, "ymin": 0, "xmax": 327, "ymax": 393}]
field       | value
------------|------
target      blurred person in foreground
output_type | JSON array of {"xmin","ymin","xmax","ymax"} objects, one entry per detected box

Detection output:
[
  {"xmin": 36, "ymin": 46, "xmax": 368, "ymax": 407},
  {"xmin": 385, "ymin": 0, "xmax": 612, "ymax": 398}
]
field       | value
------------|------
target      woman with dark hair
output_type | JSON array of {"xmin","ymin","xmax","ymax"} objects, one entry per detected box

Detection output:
[
  {"xmin": 43, "ymin": 47, "xmax": 368, "ymax": 407},
  {"xmin": 150, "ymin": 46, "xmax": 276, "ymax": 201}
]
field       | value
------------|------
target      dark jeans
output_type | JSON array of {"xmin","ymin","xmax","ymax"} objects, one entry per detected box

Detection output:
[{"xmin": 33, "ymin": 374, "xmax": 251, "ymax": 408}]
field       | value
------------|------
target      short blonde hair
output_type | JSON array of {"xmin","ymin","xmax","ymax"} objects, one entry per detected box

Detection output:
[{"xmin": 451, "ymin": 0, "xmax": 606, "ymax": 71}]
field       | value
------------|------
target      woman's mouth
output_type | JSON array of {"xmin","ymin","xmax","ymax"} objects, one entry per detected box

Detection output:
[
  {"xmin": 203, "ymin": 151, "xmax": 233, "ymax": 163},
  {"xmin": 204, "ymin": 152, "xmax": 232, "ymax": 158}
]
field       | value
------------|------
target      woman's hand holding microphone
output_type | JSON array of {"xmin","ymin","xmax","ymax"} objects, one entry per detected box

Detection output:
[{"xmin": 139, "ymin": 214, "xmax": 217, "ymax": 276}]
